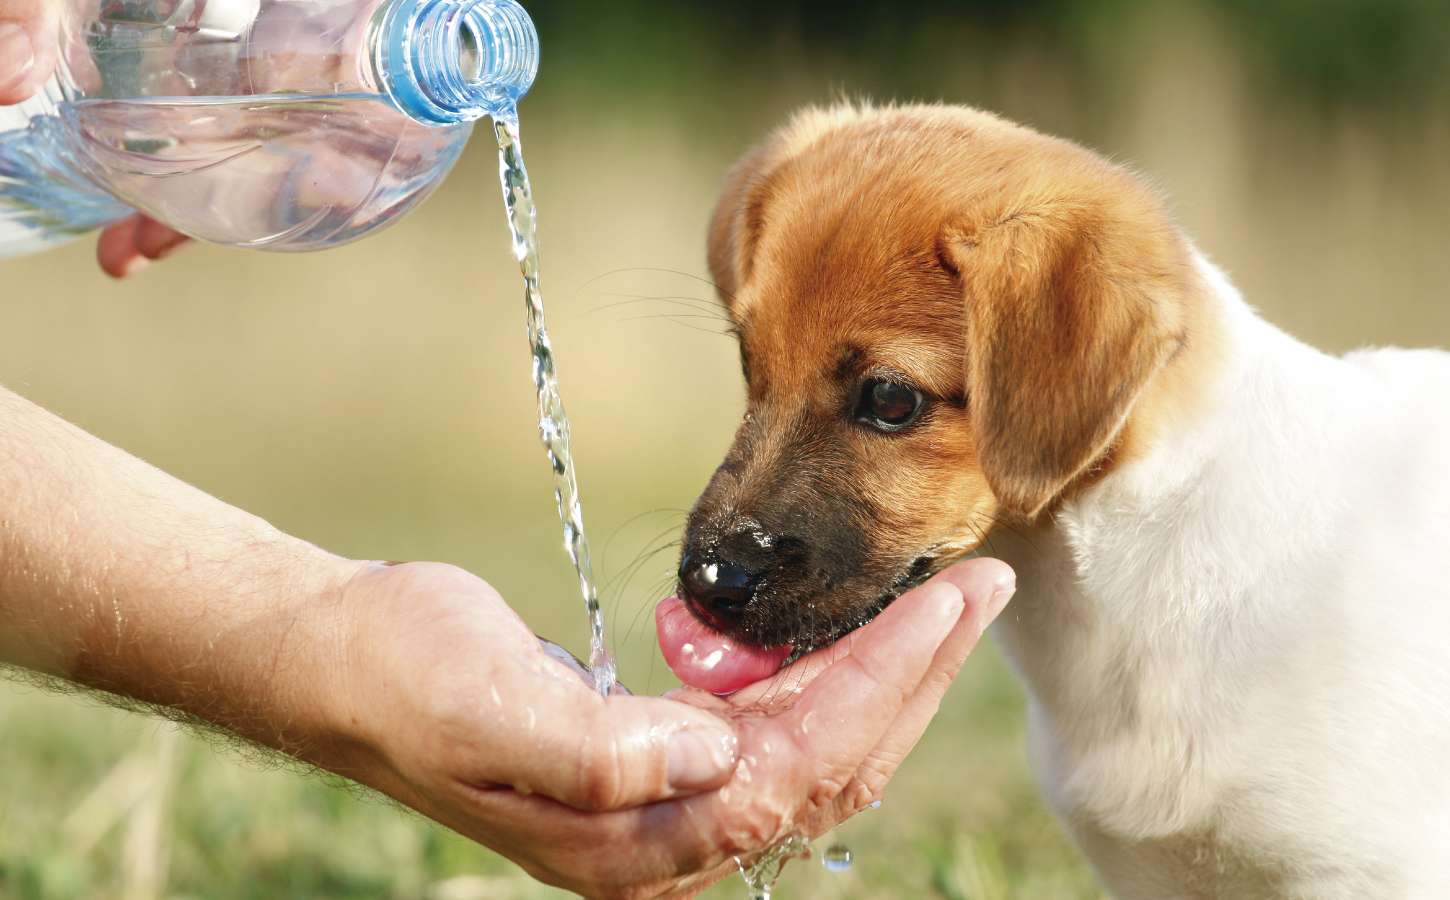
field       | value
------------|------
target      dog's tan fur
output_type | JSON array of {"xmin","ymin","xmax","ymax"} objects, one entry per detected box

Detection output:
[{"xmin": 705, "ymin": 102, "xmax": 1219, "ymax": 536}]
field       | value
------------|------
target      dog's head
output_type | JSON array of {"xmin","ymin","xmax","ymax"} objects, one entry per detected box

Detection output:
[{"xmin": 676, "ymin": 103, "xmax": 1203, "ymax": 657}]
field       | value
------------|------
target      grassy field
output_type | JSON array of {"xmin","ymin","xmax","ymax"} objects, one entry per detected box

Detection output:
[{"xmin": 2, "ymin": 3, "xmax": 1448, "ymax": 897}]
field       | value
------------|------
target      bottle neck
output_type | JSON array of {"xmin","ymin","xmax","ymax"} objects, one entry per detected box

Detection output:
[{"xmin": 370, "ymin": 0, "xmax": 538, "ymax": 126}]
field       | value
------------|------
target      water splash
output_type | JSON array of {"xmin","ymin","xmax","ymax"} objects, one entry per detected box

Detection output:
[
  {"xmin": 493, "ymin": 112, "xmax": 615, "ymax": 697},
  {"xmin": 736, "ymin": 835, "xmax": 809, "ymax": 900}
]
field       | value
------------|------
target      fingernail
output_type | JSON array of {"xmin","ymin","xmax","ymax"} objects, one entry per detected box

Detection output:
[
  {"xmin": 926, "ymin": 578, "xmax": 966, "ymax": 620},
  {"xmin": 0, "ymin": 23, "xmax": 36, "ymax": 95},
  {"xmin": 667, "ymin": 725, "xmax": 738, "ymax": 791},
  {"xmin": 986, "ymin": 569, "xmax": 1017, "ymax": 622},
  {"xmin": 116, "ymin": 255, "xmax": 151, "ymax": 278}
]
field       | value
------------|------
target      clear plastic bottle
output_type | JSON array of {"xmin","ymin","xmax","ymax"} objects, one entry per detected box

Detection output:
[{"xmin": 0, "ymin": 0, "xmax": 537, "ymax": 258}]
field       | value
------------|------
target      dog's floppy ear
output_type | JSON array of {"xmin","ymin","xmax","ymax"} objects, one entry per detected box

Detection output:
[
  {"xmin": 706, "ymin": 140, "xmax": 786, "ymax": 307},
  {"xmin": 708, "ymin": 103, "xmax": 878, "ymax": 304},
  {"xmin": 943, "ymin": 193, "xmax": 1190, "ymax": 520}
]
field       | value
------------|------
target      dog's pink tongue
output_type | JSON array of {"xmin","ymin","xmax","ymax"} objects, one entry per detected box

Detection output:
[{"xmin": 656, "ymin": 596, "xmax": 792, "ymax": 695}]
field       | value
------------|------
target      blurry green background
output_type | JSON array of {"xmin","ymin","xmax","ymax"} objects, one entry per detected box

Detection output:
[{"xmin": 3, "ymin": 0, "xmax": 1450, "ymax": 897}]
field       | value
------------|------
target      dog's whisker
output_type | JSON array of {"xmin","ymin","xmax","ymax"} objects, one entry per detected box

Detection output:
[
  {"xmin": 605, "ymin": 537, "xmax": 681, "ymax": 642},
  {"xmin": 601, "ymin": 528, "xmax": 681, "ymax": 592},
  {"xmin": 577, "ymin": 266, "xmax": 735, "ymax": 303},
  {"xmin": 602, "ymin": 547, "xmax": 678, "ymax": 612},
  {"xmin": 617, "ymin": 586, "xmax": 661, "ymax": 650},
  {"xmin": 591, "ymin": 292, "xmax": 726, "ymax": 312},
  {"xmin": 607, "ymin": 566, "xmax": 663, "ymax": 644},
  {"xmin": 618, "ymin": 315, "xmax": 737, "ymax": 337},
  {"xmin": 599, "ymin": 516, "xmax": 683, "ymax": 658},
  {"xmin": 609, "ymin": 550, "xmax": 681, "ymax": 620},
  {"xmin": 620, "ymin": 313, "xmax": 735, "ymax": 325},
  {"xmin": 587, "ymin": 297, "xmax": 731, "ymax": 322},
  {"xmin": 598, "ymin": 509, "xmax": 687, "ymax": 577},
  {"xmin": 620, "ymin": 573, "xmax": 677, "ymax": 651}
]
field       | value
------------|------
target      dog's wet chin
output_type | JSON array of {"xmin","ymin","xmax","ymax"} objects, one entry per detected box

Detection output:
[{"xmin": 776, "ymin": 557, "xmax": 943, "ymax": 659}]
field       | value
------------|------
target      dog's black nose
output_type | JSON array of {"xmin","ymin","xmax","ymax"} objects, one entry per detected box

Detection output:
[{"xmin": 678, "ymin": 551, "xmax": 760, "ymax": 629}]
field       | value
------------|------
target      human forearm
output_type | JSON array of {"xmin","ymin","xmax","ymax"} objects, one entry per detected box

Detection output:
[{"xmin": 0, "ymin": 385, "xmax": 359, "ymax": 755}]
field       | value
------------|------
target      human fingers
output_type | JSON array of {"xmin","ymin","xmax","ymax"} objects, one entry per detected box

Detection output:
[
  {"xmin": 97, "ymin": 215, "xmax": 191, "ymax": 277},
  {"xmin": 490, "ymin": 678, "xmax": 741, "ymax": 812},
  {"xmin": 651, "ymin": 577, "xmax": 969, "ymax": 862},
  {"xmin": 135, "ymin": 216, "xmax": 190, "ymax": 260},
  {"xmin": 700, "ymin": 559, "xmax": 1005, "ymax": 715},
  {"xmin": 811, "ymin": 559, "xmax": 1016, "ymax": 826},
  {"xmin": 418, "ymin": 785, "xmax": 722, "ymax": 899},
  {"xmin": 96, "ymin": 215, "xmax": 148, "ymax": 278},
  {"xmin": 0, "ymin": 0, "xmax": 57, "ymax": 103}
]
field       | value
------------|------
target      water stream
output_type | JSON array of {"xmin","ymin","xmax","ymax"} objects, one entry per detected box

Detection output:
[{"xmin": 492, "ymin": 112, "xmax": 616, "ymax": 697}]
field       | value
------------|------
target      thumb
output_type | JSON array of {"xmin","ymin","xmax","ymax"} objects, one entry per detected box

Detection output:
[
  {"xmin": 513, "ymin": 687, "xmax": 739, "ymax": 813},
  {"xmin": 0, "ymin": 0, "xmax": 57, "ymax": 104}
]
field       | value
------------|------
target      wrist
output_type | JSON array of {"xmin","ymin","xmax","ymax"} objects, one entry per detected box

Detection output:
[
  {"xmin": 300, "ymin": 560, "xmax": 519, "ymax": 794},
  {"xmin": 280, "ymin": 558, "xmax": 452, "ymax": 793},
  {"xmin": 231, "ymin": 547, "xmax": 375, "ymax": 767}
]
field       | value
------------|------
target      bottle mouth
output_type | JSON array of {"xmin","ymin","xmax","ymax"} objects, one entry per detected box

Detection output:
[{"xmin": 377, "ymin": 0, "xmax": 539, "ymax": 125}]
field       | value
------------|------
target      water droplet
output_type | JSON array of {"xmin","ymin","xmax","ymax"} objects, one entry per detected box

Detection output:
[
  {"xmin": 868, "ymin": 799, "xmax": 882, "ymax": 810},
  {"xmin": 822, "ymin": 844, "xmax": 853, "ymax": 873}
]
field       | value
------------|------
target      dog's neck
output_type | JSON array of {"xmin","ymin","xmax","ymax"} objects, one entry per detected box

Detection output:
[{"xmin": 987, "ymin": 250, "xmax": 1357, "ymax": 797}]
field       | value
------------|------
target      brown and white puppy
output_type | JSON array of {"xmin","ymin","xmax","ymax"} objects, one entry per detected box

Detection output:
[{"xmin": 658, "ymin": 103, "xmax": 1450, "ymax": 898}]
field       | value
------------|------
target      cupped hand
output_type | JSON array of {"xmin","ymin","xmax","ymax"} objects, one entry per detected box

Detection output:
[
  {"xmin": 315, "ymin": 563, "xmax": 743, "ymax": 877},
  {"xmin": 1, "ymin": 0, "xmax": 189, "ymax": 275},
  {"xmin": 667, "ymin": 557, "xmax": 1016, "ymax": 870},
  {"xmin": 329, "ymin": 558, "xmax": 1013, "ymax": 898}
]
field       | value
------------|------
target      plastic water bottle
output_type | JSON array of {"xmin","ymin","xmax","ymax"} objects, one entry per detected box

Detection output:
[{"xmin": 0, "ymin": 0, "xmax": 537, "ymax": 258}]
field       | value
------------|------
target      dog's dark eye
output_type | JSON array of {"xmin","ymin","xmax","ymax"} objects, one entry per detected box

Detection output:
[{"xmin": 856, "ymin": 379, "xmax": 925, "ymax": 432}]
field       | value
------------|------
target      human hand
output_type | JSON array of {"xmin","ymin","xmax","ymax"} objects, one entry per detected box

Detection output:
[
  {"xmin": 326, "ymin": 558, "xmax": 1011, "ymax": 898},
  {"xmin": 0, "ymin": 0, "xmax": 189, "ymax": 276},
  {"xmin": 315, "ymin": 562, "xmax": 744, "ymax": 877}
]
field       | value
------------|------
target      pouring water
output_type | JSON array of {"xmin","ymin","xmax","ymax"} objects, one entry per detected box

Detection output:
[{"xmin": 492, "ymin": 111, "xmax": 616, "ymax": 697}]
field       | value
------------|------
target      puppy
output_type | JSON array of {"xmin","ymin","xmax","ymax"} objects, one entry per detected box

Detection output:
[{"xmin": 657, "ymin": 102, "xmax": 1450, "ymax": 898}]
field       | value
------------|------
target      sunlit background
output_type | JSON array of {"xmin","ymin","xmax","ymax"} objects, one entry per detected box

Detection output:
[{"xmin": 4, "ymin": 1, "xmax": 1450, "ymax": 897}]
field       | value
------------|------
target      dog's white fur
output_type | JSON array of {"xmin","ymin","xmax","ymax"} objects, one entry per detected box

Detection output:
[{"xmin": 988, "ymin": 252, "xmax": 1450, "ymax": 898}]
